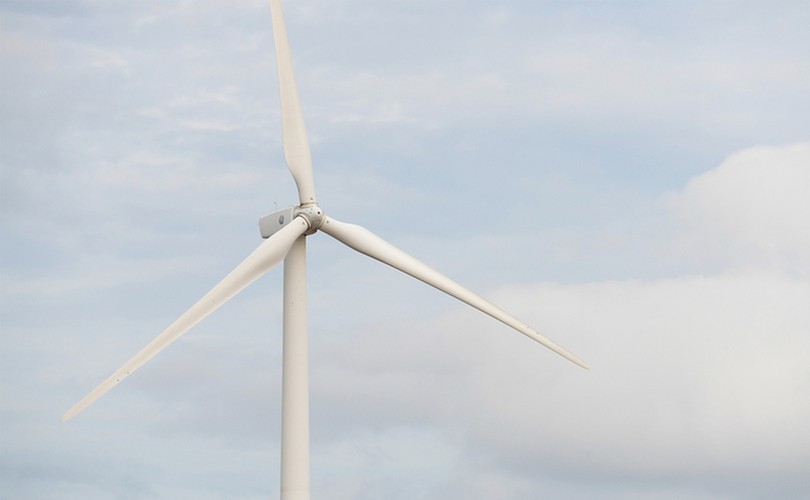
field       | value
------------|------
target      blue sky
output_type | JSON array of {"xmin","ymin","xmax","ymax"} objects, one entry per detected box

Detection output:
[{"xmin": 2, "ymin": 1, "xmax": 809, "ymax": 498}]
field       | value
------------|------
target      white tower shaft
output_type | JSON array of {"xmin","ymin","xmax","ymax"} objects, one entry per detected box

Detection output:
[{"xmin": 281, "ymin": 235, "xmax": 310, "ymax": 500}]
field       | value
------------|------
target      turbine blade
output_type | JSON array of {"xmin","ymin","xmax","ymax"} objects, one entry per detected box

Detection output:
[
  {"xmin": 320, "ymin": 216, "xmax": 589, "ymax": 369},
  {"xmin": 269, "ymin": 0, "xmax": 317, "ymax": 205},
  {"xmin": 61, "ymin": 217, "xmax": 310, "ymax": 422}
]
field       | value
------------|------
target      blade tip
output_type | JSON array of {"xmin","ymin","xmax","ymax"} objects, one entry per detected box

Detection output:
[
  {"xmin": 60, "ymin": 405, "xmax": 83, "ymax": 422},
  {"xmin": 568, "ymin": 355, "xmax": 590, "ymax": 370}
]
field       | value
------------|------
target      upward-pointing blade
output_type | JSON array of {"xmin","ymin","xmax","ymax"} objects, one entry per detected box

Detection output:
[
  {"xmin": 269, "ymin": 0, "xmax": 317, "ymax": 205},
  {"xmin": 60, "ymin": 216, "xmax": 310, "ymax": 422},
  {"xmin": 320, "ymin": 216, "xmax": 589, "ymax": 369}
]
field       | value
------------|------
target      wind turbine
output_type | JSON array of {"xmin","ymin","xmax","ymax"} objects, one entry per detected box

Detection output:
[{"xmin": 61, "ymin": 1, "xmax": 589, "ymax": 499}]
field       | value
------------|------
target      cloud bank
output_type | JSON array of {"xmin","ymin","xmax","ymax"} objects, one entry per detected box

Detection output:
[{"xmin": 307, "ymin": 143, "xmax": 810, "ymax": 499}]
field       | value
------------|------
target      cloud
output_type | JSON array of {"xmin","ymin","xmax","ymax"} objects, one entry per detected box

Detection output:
[
  {"xmin": 303, "ymin": 143, "xmax": 810, "ymax": 499},
  {"xmin": 488, "ymin": 273, "xmax": 807, "ymax": 486},
  {"xmin": 307, "ymin": 272, "xmax": 810, "ymax": 498},
  {"xmin": 668, "ymin": 142, "xmax": 810, "ymax": 275}
]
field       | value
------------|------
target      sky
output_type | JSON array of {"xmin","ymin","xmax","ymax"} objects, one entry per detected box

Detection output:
[{"xmin": 1, "ymin": 0, "xmax": 809, "ymax": 498}]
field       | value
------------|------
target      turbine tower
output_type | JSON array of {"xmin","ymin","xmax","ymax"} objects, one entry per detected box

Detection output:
[{"xmin": 61, "ymin": 2, "xmax": 588, "ymax": 499}]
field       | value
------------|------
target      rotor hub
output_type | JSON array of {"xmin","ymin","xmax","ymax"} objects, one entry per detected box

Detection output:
[{"xmin": 294, "ymin": 204, "xmax": 325, "ymax": 234}]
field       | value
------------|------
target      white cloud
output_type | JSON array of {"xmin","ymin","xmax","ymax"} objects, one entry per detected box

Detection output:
[
  {"xmin": 308, "ymin": 270, "xmax": 810, "ymax": 497},
  {"xmin": 304, "ymin": 143, "xmax": 810, "ymax": 498},
  {"xmin": 492, "ymin": 272, "xmax": 808, "ymax": 472},
  {"xmin": 668, "ymin": 142, "xmax": 810, "ymax": 275}
]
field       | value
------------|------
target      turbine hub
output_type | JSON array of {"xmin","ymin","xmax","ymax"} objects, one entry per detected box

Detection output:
[{"xmin": 294, "ymin": 204, "xmax": 325, "ymax": 234}]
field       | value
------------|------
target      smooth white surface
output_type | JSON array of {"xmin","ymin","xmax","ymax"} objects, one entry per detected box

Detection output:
[
  {"xmin": 320, "ymin": 216, "xmax": 589, "ymax": 369},
  {"xmin": 269, "ymin": 0, "xmax": 317, "ymax": 205},
  {"xmin": 59, "ymin": 216, "xmax": 310, "ymax": 422},
  {"xmin": 260, "ymin": 206, "xmax": 298, "ymax": 238},
  {"xmin": 281, "ymin": 236, "xmax": 310, "ymax": 500}
]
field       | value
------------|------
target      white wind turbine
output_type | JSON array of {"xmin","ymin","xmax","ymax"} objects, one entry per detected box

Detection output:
[{"xmin": 61, "ymin": 1, "xmax": 589, "ymax": 499}]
